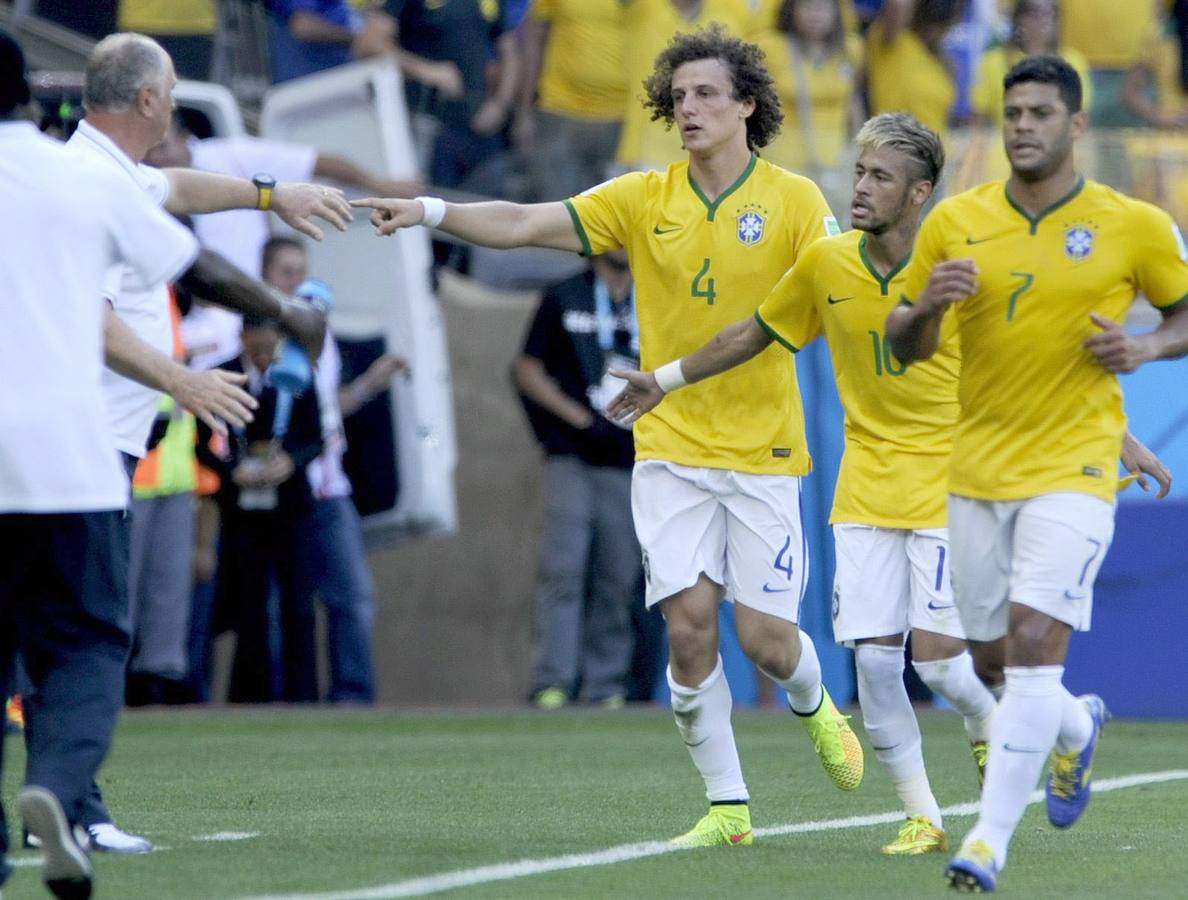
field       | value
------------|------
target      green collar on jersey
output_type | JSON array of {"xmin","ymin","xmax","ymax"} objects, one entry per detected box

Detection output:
[
  {"xmin": 858, "ymin": 234, "xmax": 911, "ymax": 296},
  {"xmin": 1004, "ymin": 175, "xmax": 1085, "ymax": 235},
  {"xmin": 688, "ymin": 153, "xmax": 758, "ymax": 222}
]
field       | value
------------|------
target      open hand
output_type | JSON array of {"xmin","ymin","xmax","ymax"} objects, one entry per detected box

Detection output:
[
  {"xmin": 173, "ymin": 368, "xmax": 257, "ymax": 434},
  {"xmin": 605, "ymin": 369, "xmax": 665, "ymax": 425},
  {"xmin": 271, "ymin": 182, "xmax": 353, "ymax": 241}
]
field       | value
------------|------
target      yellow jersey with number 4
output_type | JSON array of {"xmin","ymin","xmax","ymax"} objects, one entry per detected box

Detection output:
[
  {"xmin": 903, "ymin": 178, "xmax": 1188, "ymax": 503},
  {"xmin": 755, "ymin": 230, "xmax": 960, "ymax": 528},
  {"xmin": 565, "ymin": 154, "xmax": 836, "ymax": 474}
]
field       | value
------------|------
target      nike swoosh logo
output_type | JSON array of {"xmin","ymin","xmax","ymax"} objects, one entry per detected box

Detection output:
[
  {"xmin": 762, "ymin": 584, "xmax": 792, "ymax": 593},
  {"xmin": 871, "ymin": 743, "xmax": 900, "ymax": 751},
  {"xmin": 729, "ymin": 830, "xmax": 752, "ymax": 844},
  {"xmin": 1003, "ymin": 743, "xmax": 1045, "ymax": 753},
  {"xmin": 826, "ymin": 294, "xmax": 855, "ymax": 305},
  {"xmin": 1063, "ymin": 590, "xmax": 1087, "ymax": 601},
  {"xmin": 965, "ymin": 236, "xmax": 998, "ymax": 245},
  {"xmin": 927, "ymin": 601, "xmax": 956, "ymax": 611},
  {"xmin": 653, "ymin": 225, "xmax": 680, "ymax": 235}
]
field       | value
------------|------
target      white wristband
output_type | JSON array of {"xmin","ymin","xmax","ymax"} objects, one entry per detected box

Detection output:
[
  {"xmin": 653, "ymin": 360, "xmax": 688, "ymax": 394},
  {"xmin": 416, "ymin": 196, "xmax": 446, "ymax": 229}
]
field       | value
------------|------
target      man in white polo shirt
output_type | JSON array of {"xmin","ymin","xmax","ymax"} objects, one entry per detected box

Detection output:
[
  {"xmin": 0, "ymin": 31, "xmax": 200, "ymax": 899},
  {"xmin": 46, "ymin": 31, "xmax": 350, "ymax": 854}
]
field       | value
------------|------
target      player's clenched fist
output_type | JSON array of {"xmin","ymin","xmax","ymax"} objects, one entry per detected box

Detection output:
[
  {"xmin": 350, "ymin": 197, "xmax": 430, "ymax": 236},
  {"xmin": 916, "ymin": 258, "xmax": 979, "ymax": 315}
]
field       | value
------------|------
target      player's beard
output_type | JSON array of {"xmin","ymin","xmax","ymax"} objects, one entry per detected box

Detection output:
[
  {"xmin": 1010, "ymin": 126, "xmax": 1074, "ymax": 183},
  {"xmin": 858, "ymin": 185, "xmax": 914, "ymax": 236}
]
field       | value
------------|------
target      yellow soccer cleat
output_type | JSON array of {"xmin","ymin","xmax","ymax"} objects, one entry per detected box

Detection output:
[
  {"xmin": 5, "ymin": 694, "xmax": 24, "ymax": 734},
  {"xmin": 532, "ymin": 687, "xmax": 567, "ymax": 710},
  {"xmin": 799, "ymin": 687, "xmax": 864, "ymax": 791},
  {"xmin": 970, "ymin": 741, "xmax": 988, "ymax": 789},
  {"xmin": 670, "ymin": 804, "xmax": 753, "ymax": 848},
  {"xmin": 881, "ymin": 816, "xmax": 948, "ymax": 856}
]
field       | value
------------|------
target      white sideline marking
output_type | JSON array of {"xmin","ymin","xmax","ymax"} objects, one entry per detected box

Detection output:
[
  {"xmin": 236, "ymin": 769, "xmax": 1188, "ymax": 900},
  {"xmin": 194, "ymin": 832, "xmax": 261, "ymax": 842}
]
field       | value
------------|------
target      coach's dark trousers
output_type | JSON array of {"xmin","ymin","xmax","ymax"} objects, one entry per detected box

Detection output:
[{"xmin": 0, "ymin": 511, "xmax": 132, "ymax": 863}]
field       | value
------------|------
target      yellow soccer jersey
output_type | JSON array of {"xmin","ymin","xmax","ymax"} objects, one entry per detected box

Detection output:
[
  {"xmin": 755, "ymin": 230, "xmax": 960, "ymax": 528},
  {"xmin": 532, "ymin": 0, "xmax": 627, "ymax": 121},
  {"xmin": 565, "ymin": 154, "xmax": 837, "ymax": 474},
  {"xmin": 867, "ymin": 20, "xmax": 955, "ymax": 139},
  {"xmin": 903, "ymin": 178, "xmax": 1188, "ymax": 503},
  {"xmin": 615, "ymin": 0, "xmax": 771, "ymax": 170}
]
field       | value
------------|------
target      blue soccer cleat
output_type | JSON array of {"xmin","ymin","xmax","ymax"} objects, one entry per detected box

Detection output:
[
  {"xmin": 945, "ymin": 839, "xmax": 999, "ymax": 893},
  {"xmin": 1045, "ymin": 694, "xmax": 1109, "ymax": 829}
]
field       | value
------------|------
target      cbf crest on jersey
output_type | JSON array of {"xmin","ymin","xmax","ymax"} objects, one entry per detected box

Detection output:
[
  {"xmin": 736, "ymin": 204, "xmax": 767, "ymax": 246},
  {"xmin": 1064, "ymin": 225, "xmax": 1095, "ymax": 261}
]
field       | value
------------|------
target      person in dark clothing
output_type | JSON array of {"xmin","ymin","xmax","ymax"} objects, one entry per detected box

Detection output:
[
  {"xmin": 208, "ymin": 315, "xmax": 323, "ymax": 703},
  {"xmin": 512, "ymin": 250, "xmax": 644, "ymax": 708}
]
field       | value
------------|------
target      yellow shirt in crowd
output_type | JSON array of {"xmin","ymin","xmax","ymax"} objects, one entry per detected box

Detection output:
[
  {"xmin": 1061, "ymin": 0, "xmax": 1159, "ymax": 69},
  {"xmin": 118, "ymin": 0, "xmax": 217, "ymax": 34},
  {"xmin": 532, "ymin": 0, "xmax": 628, "ymax": 121},
  {"xmin": 903, "ymin": 178, "xmax": 1188, "ymax": 504},
  {"xmin": 756, "ymin": 230, "xmax": 960, "ymax": 528},
  {"xmin": 971, "ymin": 43, "xmax": 1093, "ymax": 126},
  {"xmin": 759, "ymin": 32, "xmax": 863, "ymax": 173},
  {"xmin": 565, "ymin": 155, "xmax": 837, "ymax": 474},
  {"xmin": 615, "ymin": 0, "xmax": 775, "ymax": 171},
  {"xmin": 866, "ymin": 19, "xmax": 955, "ymax": 138}
]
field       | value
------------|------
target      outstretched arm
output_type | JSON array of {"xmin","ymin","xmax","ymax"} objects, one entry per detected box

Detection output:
[
  {"xmin": 104, "ymin": 305, "xmax": 257, "ymax": 434},
  {"xmin": 163, "ymin": 169, "xmax": 353, "ymax": 240},
  {"xmin": 178, "ymin": 249, "xmax": 327, "ymax": 361},
  {"xmin": 350, "ymin": 196, "xmax": 583, "ymax": 253},
  {"xmin": 606, "ymin": 316, "xmax": 773, "ymax": 424}
]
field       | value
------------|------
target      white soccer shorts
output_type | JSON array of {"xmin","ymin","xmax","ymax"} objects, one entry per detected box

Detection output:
[
  {"xmin": 631, "ymin": 460, "xmax": 807, "ymax": 622},
  {"xmin": 948, "ymin": 492, "xmax": 1115, "ymax": 641},
  {"xmin": 831, "ymin": 523, "xmax": 966, "ymax": 647}
]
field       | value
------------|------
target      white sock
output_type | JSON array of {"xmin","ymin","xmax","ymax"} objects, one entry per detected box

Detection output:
[
  {"xmin": 913, "ymin": 652, "xmax": 997, "ymax": 742},
  {"xmin": 1054, "ymin": 689, "xmax": 1092, "ymax": 753},
  {"xmin": 770, "ymin": 629, "xmax": 823, "ymax": 715},
  {"xmin": 668, "ymin": 657, "xmax": 748, "ymax": 803},
  {"xmin": 855, "ymin": 643, "xmax": 941, "ymax": 826},
  {"xmin": 966, "ymin": 665, "xmax": 1064, "ymax": 865}
]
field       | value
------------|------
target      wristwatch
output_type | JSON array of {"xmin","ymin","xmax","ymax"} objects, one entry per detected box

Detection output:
[{"xmin": 253, "ymin": 173, "xmax": 276, "ymax": 211}]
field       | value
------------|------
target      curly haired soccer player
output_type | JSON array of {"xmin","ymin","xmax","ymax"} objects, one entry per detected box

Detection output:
[{"xmin": 353, "ymin": 25, "xmax": 863, "ymax": 846}]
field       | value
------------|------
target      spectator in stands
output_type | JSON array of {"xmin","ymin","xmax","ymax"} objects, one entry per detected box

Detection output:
[
  {"xmin": 759, "ymin": 0, "xmax": 863, "ymax": 206},
  {"xmin": 1061, "ymin": 0, "xmax": 1160, "ymax": 127},
  {"xmin": 513, "ymin": 0, "xmax": 628, "ymax": 201},
  {"xmin": 1125, "ymin": 12, "xmax": 1188, "ymax": 129},
  {"xmin": 614, "ymin": 0, "xmax": 773, "ymax": 173},
  {"xmin": 387, "ymin": 0, "xmax": 520, "ymax": 192},
  {"xmin": 118, "ymin": 0, "xmax": 218, "ymax": 80},
  {"xmin": 126, "ymin": 291, "xmax": 199, "ymax": 707},
  {"xmin": 866, "ymin": 0, "xmax": 965, "ymax": 138},
  {"xmin": 211, "ymin": 314, "xmax": 324, "ymax": 703},
  {"xmin": 971, "ymin": 0, "xmax": 1092, "ymax": 127},
  {"xmin": 145, "ymin": 113, "xmax": 418, "ymax": 370},
  {"xmin": 512, "ymin": 250, "xmax": 642, "ymax": 709},
  {"xmin": 262, "ymin": 238, "xmax": 404, "ymax": 703}
]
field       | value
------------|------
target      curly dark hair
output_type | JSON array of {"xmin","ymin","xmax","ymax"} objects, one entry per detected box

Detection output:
[{"xmin": 642, "ymin": 24, "xmax": 783, "ymax": 151}]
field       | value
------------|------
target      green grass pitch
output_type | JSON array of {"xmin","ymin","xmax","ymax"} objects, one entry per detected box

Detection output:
[{"xmin": 2, "ymin": 708, "xmax": 1186, "ymax": 898}]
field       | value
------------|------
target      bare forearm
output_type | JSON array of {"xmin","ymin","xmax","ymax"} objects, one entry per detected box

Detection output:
[
  {"xmin": 680, "ymin": 317, "xmax": 773, "ymax": 383},
  {"xmin": 886, "ymin": 303, "xmax": 942, "ymax": 363},
  {"xmin": 440, "ymin": 200, "xmax": 582, "ymax": 252},
  {"xmin": 338, "ymin": 373, "xmax": 386, "ymax": 418},
  {"xmin": 516, "ymin": 19, "xmax": 547, "ymax": 111},
  {"xmin": 313, "ymin": 153, "xmax": 376, "ymax": 191},
  {"xmin": 1147, "ymin": 305, "xmax": 1188, "ymax": 360},
  {"xmin": 164, "ymin": 168, "xmax": 257, "ymax": 216},
  {"xmin": 178, "ymin": 249, "xmax": 284, "ymax": 319},
  {"xmin": 492, "ymin": 33, "xmax": 521, "ymax": 107},
  {"xmin": 104, "ymin": 306, "xmax": 189, "ymax": 395},
  {"xmin": 512, "ymin": 358, "xmax": 594, "ymax": 428}
]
